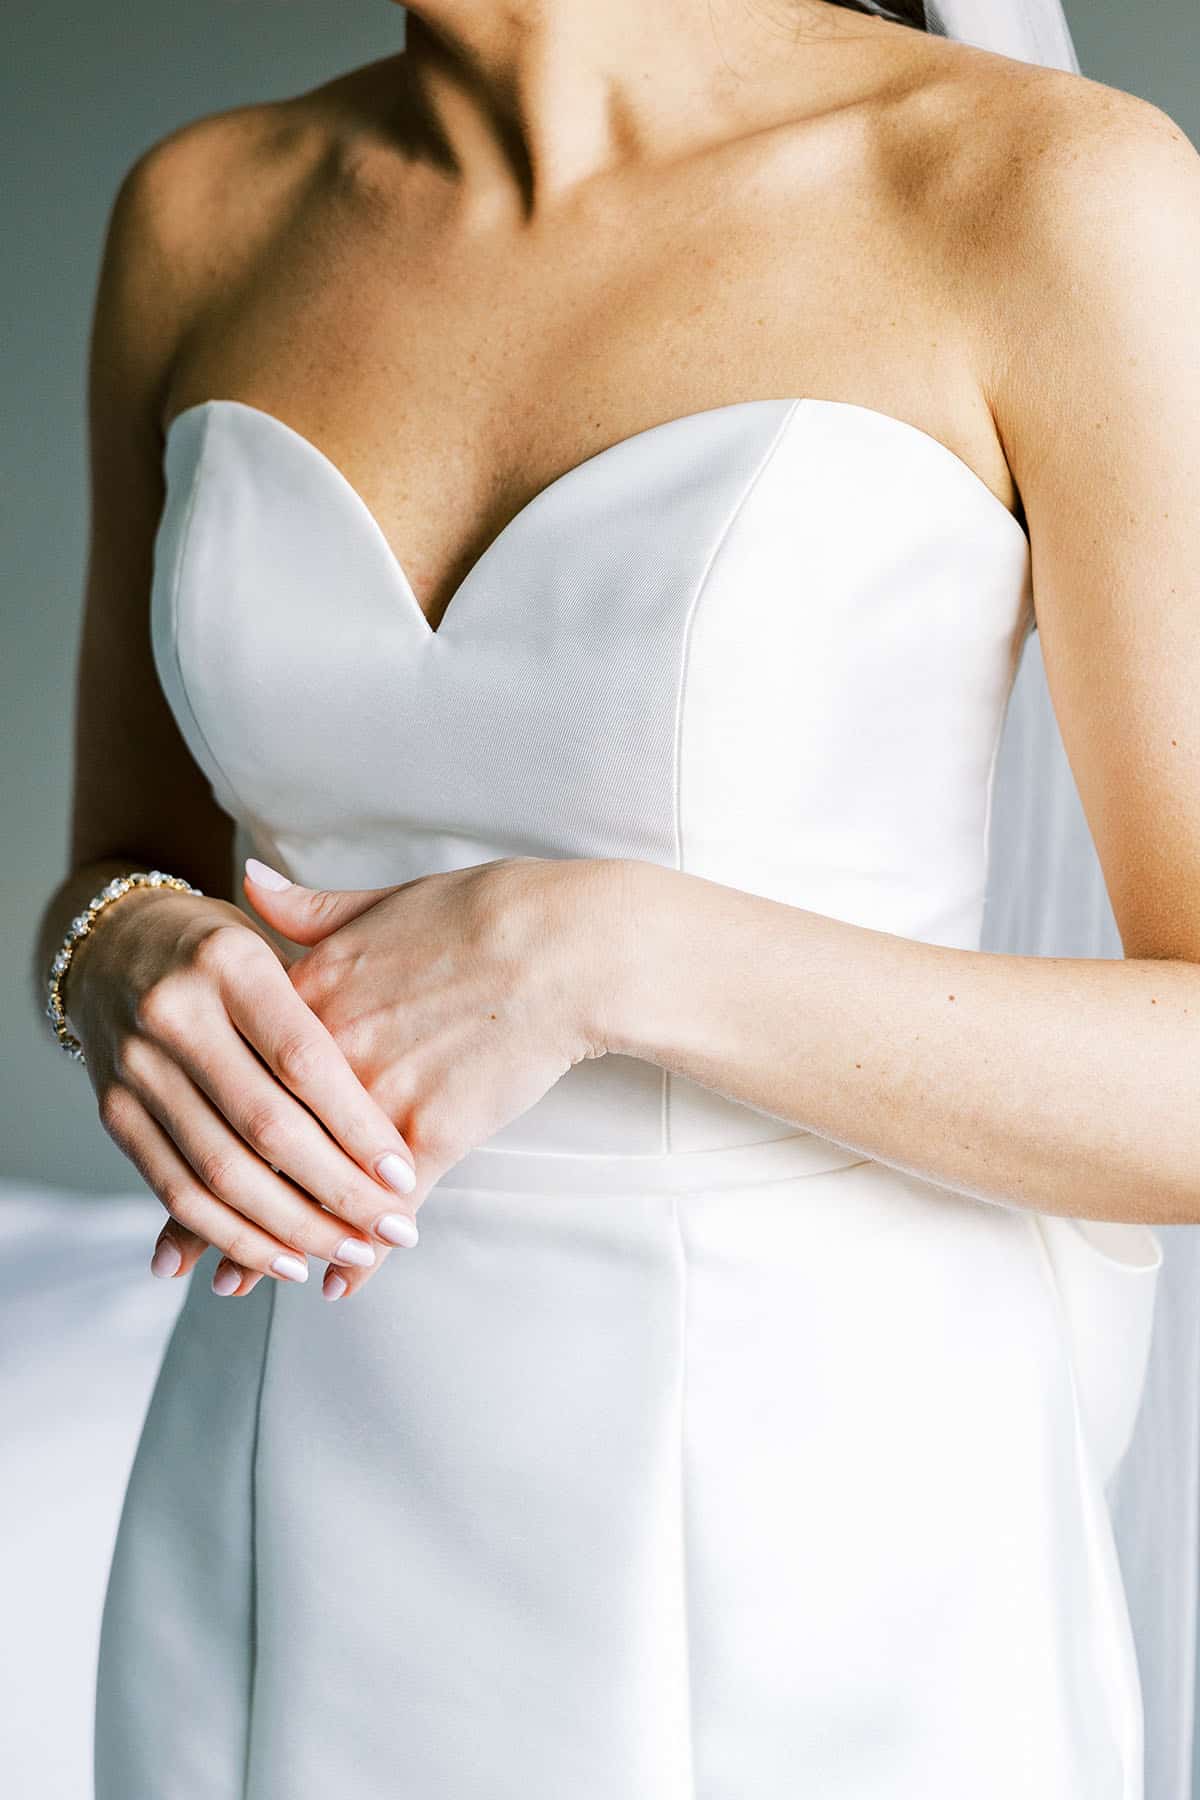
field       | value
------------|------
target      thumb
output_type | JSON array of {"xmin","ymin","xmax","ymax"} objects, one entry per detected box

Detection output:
[{"xmin": 242, "ymin": 857, "xmax": 390, "ymax": 945}]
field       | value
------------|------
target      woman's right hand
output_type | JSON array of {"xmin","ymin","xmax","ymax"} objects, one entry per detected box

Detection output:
[{"xmin": 66, "ymin": 886, "xmax": 422, "ymax": 1302}]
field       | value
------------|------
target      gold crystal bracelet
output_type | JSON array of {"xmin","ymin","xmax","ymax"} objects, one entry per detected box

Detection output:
[{"xmin": 45, "ymin": 870, "xmax": 204, "ymax": 1065}]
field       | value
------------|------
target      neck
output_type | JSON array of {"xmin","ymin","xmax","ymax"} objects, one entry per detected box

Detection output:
[{"xmin": 394, "ymin": 0, "xmax": 881, "ymax": 213}]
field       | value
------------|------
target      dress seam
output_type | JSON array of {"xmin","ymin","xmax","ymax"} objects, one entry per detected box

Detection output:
[
  {"xmin": 240, "ymin": 1276, "xmax": 279, "ymax": 1800},
  {"xmin": 671, "ymin": 1192, "xmax": 698, "ymax": 1800},
  {"xmin": 430, "ymin": 1155, "xmax": 873, "ymax": 1201},
  {"xmin": 163, "ymin": 408, "xmax": 252, "ymax": 826},
  {"xmin": 666, "ymin": 397, "xmax": 804, "ymax": 1153}
]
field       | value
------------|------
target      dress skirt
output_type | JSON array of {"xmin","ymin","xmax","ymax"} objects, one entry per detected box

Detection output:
[{"xmin": 94, "ymin": 1128, "xmax": 1159, "ymax": 1799}]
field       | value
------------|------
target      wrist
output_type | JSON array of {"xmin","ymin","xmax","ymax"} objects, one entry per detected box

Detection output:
[
  {"xmin": 49, "ymin": 873, "xmax": 204, "ymax": 1056},
  {"xmin": 573, "ymin": 857, "xmax": 677, "ymax": 1060},
  {"xmin": 60, "ymin": 883, "xmax": 163, "ymax": 1024}
]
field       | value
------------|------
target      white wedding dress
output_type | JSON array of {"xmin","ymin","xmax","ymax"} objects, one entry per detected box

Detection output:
[{"xmin": 94, "ymin": 394, "xmax": 1164, "ymax": 1798}]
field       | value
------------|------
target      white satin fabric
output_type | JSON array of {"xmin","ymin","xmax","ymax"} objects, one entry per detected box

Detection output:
[{"xmin": 92, "ymin": 394, "xmax": 1163, "ymax": 1797}]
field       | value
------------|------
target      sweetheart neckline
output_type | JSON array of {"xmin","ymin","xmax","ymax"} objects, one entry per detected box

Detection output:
[{"xmin": 164, "ymin": 393, "xmax": 1029, "ymax": 643}]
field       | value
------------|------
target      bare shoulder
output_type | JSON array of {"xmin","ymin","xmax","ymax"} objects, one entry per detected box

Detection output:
[
  {"xmin": 968, "ymin": 58, "xmax": 1197, "ymax": 258},
  {"xmin": 924, "ymin": 53, "xmax": 1200, "ymax": 389},
  {"xmin": 101, "ymin": 92, "xmax": 328, "ymax": 343},
  {"xmin": 96, "ymin": 55, "xmax": 407, "ymax": 397},
  {"xmin": 871, "ymin": 37, "xmax": 1188, "ymax": 236}
]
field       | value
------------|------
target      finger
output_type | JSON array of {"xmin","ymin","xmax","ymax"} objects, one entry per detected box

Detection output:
[
  {"xmin": 157, "ymin": 988, "xmax": 418, "ymax": 1250},
  {"xmin": 321, "ymin": 1228, "xmax": 407, "ymax": 1299},
  {"xmin": 209, "ymin": 1258, "xmax": 266, "ymax": 1299},
  {"xmin": 130, "ymin": 1040, "xmax": 384, "ymax": 1271},
  {"xmin": 319, "ymin": 1233, "xmax": 403, "ymax": 1300},
  {"xmin": 152, "ymin": 1227, "xmax": 266, "ymax": 1297},
  {"xmin": 322, "ymin": 1264, "xmax": 349, "ymax": 1302},
  {"xmin": 103, "ymin": 1083, "xmax": 332, "ymax": 1287},
  {"xmin": 152, "ymin": 1216, "xmax": 266, "ymax": 1297},
  {"xmin": 241, "ymin": 860, "xmax": 391, "ymax": 945},
  {"xmin": 210, "ymin": 934, "xmax": 421, "ymax": 1237},
  {"xmin": 149, "ymin": 1216, "xmax": 208, "ymax": 1280}
]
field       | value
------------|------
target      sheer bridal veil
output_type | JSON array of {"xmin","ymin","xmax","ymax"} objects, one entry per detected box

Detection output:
[{"xmin": 928, "ymin": 3, "xmax": 1197, "ymax": 1795}]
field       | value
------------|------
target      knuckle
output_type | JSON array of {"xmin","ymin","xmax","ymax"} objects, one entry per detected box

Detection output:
[
  {"xmin": 324, "ymin": 1011, "xmax": 365, "ymax": 1062},
  {"xmin": 112, "ymin": 1031, "xmax": 152, "ymax": 1086},
  {"xmin": 274, "ymin": 1031, "xmax": 323, "ymax": 1088},
  {"xmin": 222, "ymin": 1227, "xmax": 259, "ymax": 1270},
  {"xmin": 242, "ymin": 1102, "xmax": 291, "ymax": 1161},
  {"xmin": 288, "ymin": 948, "xmax": 333, "ymax": 1007},
  {"xmin": 133, "ymin": 979, "xmax": 182, "ymax": 1038},
  {"xmin": 196, "ymin": 1144, "xmax": 239, "ymax": 1200},
  {"xmin": 97, "ymin": 1080, "xmax": 133, "ymax": 1137},
  {"xmin": 194, "ymin": 923, "xmax": 270, "ymax": 987},
  {"xmin": 408, "ymin": 1099, "xmax": 455, "ymax": 1164},
  {"xmin": 307, "ymin": 890, "xmax": 343, "ymax": 927},
  {"xmin": 323, "ymin": 1182, "xmax": 366, "ymax": 1223},
  {"xmin": 158, "ymin": 1181, "xmax": 198, "ymax": 1226}
]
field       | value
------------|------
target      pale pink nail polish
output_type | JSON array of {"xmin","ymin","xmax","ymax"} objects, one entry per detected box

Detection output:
[
  {"xmin": 211, "ymin": 1262, "xmax": 241, "ymax": 1296},
  {"xmin": 376, "ymin": 1213, "xmax": 419, "ymax": 1248},
  {"xmin": 271, "ymin": 1253, "xmax": 308, "ymax": 1282},
  {"xmin": 378, "ymin": 1152, "xmax": 417, "ymax": 1194},
  {"xmin": 323, "ymin": 1270, "xmax": 348, "ymax": 1303},
  {"xmin": 333, "ymin": 1237, "xmax": 376, "ymax": 1268},
  {"xmin": 245, "ymin": 856, "xmax": 292, "ymax": 891},
  {"xmin": 151, "ymin": 1238, "xmax": 182, "ymax": 1279}
]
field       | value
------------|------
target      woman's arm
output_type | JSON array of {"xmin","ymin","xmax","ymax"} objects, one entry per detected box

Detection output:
[
  {"xmin": 596, "ymin": 88, "xmax": 1200, "ymax": 1230},
  {"xmin": 35, "ymin": 124, "xmax": 425, "ymax": 1299},
  {"xmin": 32, "ymin": 128, "xmax": 237, "ymax": 1020},
  {"xmin": 600, "ymin": 861, "xmax": 1200, "ymax": 1226}
]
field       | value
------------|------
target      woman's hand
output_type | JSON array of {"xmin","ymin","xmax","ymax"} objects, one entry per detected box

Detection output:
[
  {"xmin": 241, "ymin": 852, "xmax": 629, "ymax": 1297},
  {"xmin": 65, "ymin": 885, "xmax": 423, "ymax": 1301}
]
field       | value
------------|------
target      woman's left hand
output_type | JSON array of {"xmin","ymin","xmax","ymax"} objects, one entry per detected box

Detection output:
[{"xmin": 239, "ymin": 852, "xmax": 631, "ymax": 1298}]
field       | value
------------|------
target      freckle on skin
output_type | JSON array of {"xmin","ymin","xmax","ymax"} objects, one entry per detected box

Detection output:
[{"xmin": 948, "ymin": 994, "xmax": 955, "ymax": 1001}]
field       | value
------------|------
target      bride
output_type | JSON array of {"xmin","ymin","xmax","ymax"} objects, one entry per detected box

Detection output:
[{"xmin": 34, "ymin": 0, "xmax": 1199, "ymax": 1793}]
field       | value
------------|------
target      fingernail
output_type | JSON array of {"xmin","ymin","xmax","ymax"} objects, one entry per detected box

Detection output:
[
  {"xmin": 333, "ymin": 1236, "xmax": 376, "ymax": 1268},
  {"xmin": 151, "ymin": 1237, "xmax": 182, "ymax": 1279},
  {"xmin": 376, "ymin": 1213, "xmax": 419, "ymax": 1248},
  {"xmin": 377, "ymin": 1152, "xmax": 417, "ymax": 1195},
  {"xmin": 211, "ymin": 1261, "xmax": 241, "ymax": 1296},
  {"xmin": 245, "ymin": 856, "xmax": 292, "ymax": 891},
  {"xmin": 323, "ymin": 1269, "xmax": 348, "ymax": 1303},
  {"xmin": 271, "ymin": 1253, "xmax": 309, "ymax": 1282}
]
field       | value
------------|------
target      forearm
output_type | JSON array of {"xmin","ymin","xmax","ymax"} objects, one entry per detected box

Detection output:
[{"xmin": 601, "ymin": 859, "xmax": 1200, "ymax": 1227}]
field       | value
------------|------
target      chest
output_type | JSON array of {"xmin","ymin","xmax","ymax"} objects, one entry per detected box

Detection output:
[
  {"xmin": 163, "ymin": 129, "xmax": 1001, "ymax": 633},
  {"xmin": 150, "ymin": 392, "xmax": 1033, "ymax": 944}
]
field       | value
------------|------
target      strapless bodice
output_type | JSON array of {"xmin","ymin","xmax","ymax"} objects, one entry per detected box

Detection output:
[
  {"xmin": 100, "ymin": 396, "xmax": 1162, "ymax": 1800},
  {"xmin": 151, "ymin": 395, "xmax": 1034, "ymax": 1156}
]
